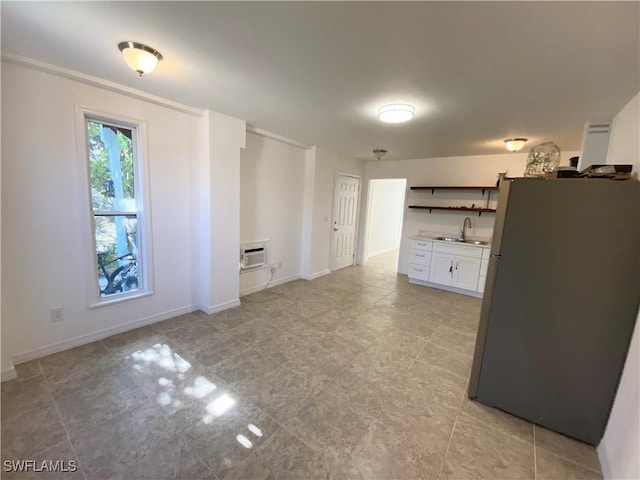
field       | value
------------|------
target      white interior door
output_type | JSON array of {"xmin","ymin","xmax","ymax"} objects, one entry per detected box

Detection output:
[{"xmin": 331, "ymin": 175, "xmax": 360, "ymax": 271}]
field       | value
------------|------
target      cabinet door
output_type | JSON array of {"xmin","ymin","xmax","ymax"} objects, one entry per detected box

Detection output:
[
  {"xmin": 429, "ymin": 252, "xmax": 455, "ymax": 286},
  {"xmin": 454, "ymin": 255, "xmax": 481, "ymax": 291}
]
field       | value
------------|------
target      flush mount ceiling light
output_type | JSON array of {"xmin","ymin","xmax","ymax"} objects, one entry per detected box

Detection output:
[
  {"xmin": 504, "ymin": 138, "xmax": 528, "ymax": 152},
  {"xmin": 118, "ymin": 41, "xmax": 163, "ymax": 77},
  {"xmin": 378, "ymin": 104, "xmax": 415, "ymax": 123}
]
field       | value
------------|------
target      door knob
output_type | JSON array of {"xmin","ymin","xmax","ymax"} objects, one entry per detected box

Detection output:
[{"xmin": 333, "ymin": 227, "xmax": 339, "ymax": 232}]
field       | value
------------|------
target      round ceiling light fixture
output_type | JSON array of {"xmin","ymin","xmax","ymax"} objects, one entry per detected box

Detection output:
[
  {"xmin": 504, "ymin": 138, "xmax": 528, "ymax": 152},
  {"xmin": 118, "ymin": 41, "xmax": 163, "ymax": 77},
  {"xmin": 378, "ymin": 104, "xmax": 415, "ymax": 123}
]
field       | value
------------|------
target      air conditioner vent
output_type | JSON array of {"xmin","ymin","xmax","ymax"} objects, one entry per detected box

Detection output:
[
  {"xmin": 578, "ymin": 121, "xmax": 612, "ymax": 171},
  {"xmin": 588, "ymin": 123, "xmax": 611, "ymax": 131},
  {"xmin": 240, "ymin": 240, "xmax": 270, "ymax": 271}
]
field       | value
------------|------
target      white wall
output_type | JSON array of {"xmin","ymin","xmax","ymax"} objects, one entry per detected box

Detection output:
[
  {"xmin": 0, "ymin": 60, "xmax": 7, "ymax": 378},
  {"xmin": 0, "ymin": 62, "xmax": 205, "ymax": 368},
  {"xmin": 365, "ymin": 179, "xmax": 406, "ymax": 258},
  {"xmin": 199, "ymin": 111, "xmax": 246, "ymax": 313},
  {"xmin": 363, "ymin": 151, "xmax": 579, "ymax": 274},
  {"xmin": 1, "ymin": 61, "xmax": 249, "ymax": 370},
  {"xmin": 239, "ymin": 132, "xmax": 305, "ymax": 293},
  {"xmin": 598, "ymin": 92, "xmax": 640, "ymax": 480},
  {"xmin": 308, "ymin": 148, "xmax": 364, "ymax": 276},
  {"xmin": 0, "ymin": 59, "xmax": 362, "ymax": 372}
]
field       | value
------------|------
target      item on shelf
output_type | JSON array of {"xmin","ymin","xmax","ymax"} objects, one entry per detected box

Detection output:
[
  {"xmin": 556, "ymin": 166, "xmax": 580, "ymax": 178},
  {"xmin": 524, "ymin": 141, "xmax": 561, "ymax": 178},
  {"xmin": 580, "ymin": 164, "xmax": 632, "ymax": 174}
]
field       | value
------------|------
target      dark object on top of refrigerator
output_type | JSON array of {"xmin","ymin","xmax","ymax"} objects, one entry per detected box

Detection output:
[{"xmin": 468, "ymin": 178, "xmax": 639, "ymax": 445}]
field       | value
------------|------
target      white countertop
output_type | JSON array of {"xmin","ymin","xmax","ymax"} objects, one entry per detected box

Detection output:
[{"xmin": 409, "ymin": 231, "xmax": 492, "ymax": 248}]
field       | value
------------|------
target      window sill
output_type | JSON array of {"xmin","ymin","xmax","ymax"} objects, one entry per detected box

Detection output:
[{"xmin": 88, "ymin": 290, "xmax": 155, "ymax": 309}]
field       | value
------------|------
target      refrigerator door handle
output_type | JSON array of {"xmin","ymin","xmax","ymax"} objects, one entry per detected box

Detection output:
[{"xmin": 490, "ymin": 254, "xmax": 502, "ymax": 259}]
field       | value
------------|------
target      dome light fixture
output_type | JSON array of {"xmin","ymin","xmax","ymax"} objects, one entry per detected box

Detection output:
[
  {"xmin": 504, "ymin": 138, "xmax": 528, "ymax": 152},
  {"xmin": 118, "ymin": 41, "xmax": 163, "ymax": 77},
  {"xmin": 378, "ymin": 104, "xmax": 415, "ymax": 123}
]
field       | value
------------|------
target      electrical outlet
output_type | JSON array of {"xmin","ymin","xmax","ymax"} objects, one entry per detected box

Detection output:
[{"xmin": 50, "ymin": 307, "xmax": 64, "ymax": 323}]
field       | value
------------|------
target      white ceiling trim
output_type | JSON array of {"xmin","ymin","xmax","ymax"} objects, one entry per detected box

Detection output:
[
  {"xmin": 1, "ymin": 52, "xmax": 205, "ymax": 117},
  {"xmin": 246, "ymin": 125, "xmax": 310, "ymax": 150}
]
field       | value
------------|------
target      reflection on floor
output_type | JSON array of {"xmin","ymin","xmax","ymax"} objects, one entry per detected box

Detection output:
[{"xmin": 2, "ymin": 260, "xmax": 603, "ymax": 479}]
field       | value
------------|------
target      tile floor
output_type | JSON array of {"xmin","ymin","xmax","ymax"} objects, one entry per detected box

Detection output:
[{"xmin": 2, "ymin": 251, "xmax": 603, "ymax": 479}]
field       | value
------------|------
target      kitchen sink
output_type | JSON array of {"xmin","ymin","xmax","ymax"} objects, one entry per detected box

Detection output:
[{"xmin": 433, "ymin": 236, "xmax": 489, "ymax": 246}]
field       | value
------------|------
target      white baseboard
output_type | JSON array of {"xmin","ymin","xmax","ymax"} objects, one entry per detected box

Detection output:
[
  {"xmin": 301, "ymin": 269, "xmax": 330, "ymax": 281},
  {"xmin": 200, "ymin": 298, "xmax": 241, "ymax": 315},
  {"xmin": 1, "ymin": 366, "xmax": 17, "ymax": 382},
  {"xmin": 11, "ymin": 304, "xmax": 199, "ymax": 365},
  {"xmin": 408, "ymin": 278, "xmax": 483, "ymax": 298},
  {"xmin": 240, "ymin": 274, "xmax": 300, "ymax": 296}
]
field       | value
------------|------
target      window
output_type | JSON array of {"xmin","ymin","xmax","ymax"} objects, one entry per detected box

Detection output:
[{"xmin": 85, "ymin": 117, "xmax": 147, "ymax": 301}]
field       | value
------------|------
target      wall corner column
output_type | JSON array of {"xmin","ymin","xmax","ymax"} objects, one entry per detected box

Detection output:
[
  {"xmin": 300, "ymin": 147, "xmax": 317, "ymax": 279},
  {"xmin": 198, "ymin": 110, "xmax": 246, "ymax": 313}
]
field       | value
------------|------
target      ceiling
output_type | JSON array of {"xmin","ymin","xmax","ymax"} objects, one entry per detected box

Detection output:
[{"xmin": 2, "ymin": 2, "xmax": 639, "ymax": 161}]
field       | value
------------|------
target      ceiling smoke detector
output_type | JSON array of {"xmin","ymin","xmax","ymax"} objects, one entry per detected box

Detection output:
[{"xmin": 373, "ymin": 149, "xmax": 387, "ymax": 160}]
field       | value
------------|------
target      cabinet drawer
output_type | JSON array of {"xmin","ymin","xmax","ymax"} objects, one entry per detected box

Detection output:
[
  {"xmin": 480, "ymin": 259, "xmax": 489, "ymax": 277},
  {"xmin": 412, "ymin": 240, "xmax": 433, "ymax": 251},
  {"xmin": 410, "ymin": 249, "xmax": 430, "ymax": 266},
  {"xmin": 409, "ymin": 263, "xmax": 430, "ymax": 281},
  {"xmin": 433, "ymin": 243, "xmax": 482, "ymax": 258}
]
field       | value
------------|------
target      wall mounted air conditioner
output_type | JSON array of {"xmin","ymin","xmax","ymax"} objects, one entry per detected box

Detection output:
[{"xmin": 240, "ymin": 240, "xmax": 270, "ymax": 271}]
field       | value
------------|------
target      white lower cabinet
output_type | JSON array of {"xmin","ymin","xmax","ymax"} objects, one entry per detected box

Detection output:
[
  {"xmin": 409, "ymin": 239, "xmax": 487, "ymax": 296},
  {"xmin": 408, "ymin": 264, "xmax": 430, "ymax": 281},
  {"xmin": 454, "ymin": 256, "xmax": 481, "ymax": 291},
  {"xmin": 429, "ymin": 251, "xmax": 480, "ymax": 290},
  {"xmin": 429, "ymin": 252, "xmax": 455, "ymax": 286},
  {"xmin": 477, "ymin": 257, "xmax": 489, "ymax": 293},
  {"xmin": 408, "ymin": 239, "xmax": 432, "ymax": 281}
]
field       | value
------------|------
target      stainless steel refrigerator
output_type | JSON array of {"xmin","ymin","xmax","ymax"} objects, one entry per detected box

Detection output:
[{"xmin": 468, "ymin": 177, "xmax": 639, "ymax": 445}]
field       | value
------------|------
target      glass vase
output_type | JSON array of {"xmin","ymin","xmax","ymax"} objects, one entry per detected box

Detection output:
[{"xmin": 524, "ymin": 141, "xmax": 561, "ymax": 178}]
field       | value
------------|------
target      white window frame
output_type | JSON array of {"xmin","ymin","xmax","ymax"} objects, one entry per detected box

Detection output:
[{"xmin": 76, "ymin": 105, "xmax": 154, "ymax": 307}]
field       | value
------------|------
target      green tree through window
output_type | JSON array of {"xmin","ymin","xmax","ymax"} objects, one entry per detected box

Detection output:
[{"xmin": 86, "ymin": 119, "xmax": 141, "ymax": 298}]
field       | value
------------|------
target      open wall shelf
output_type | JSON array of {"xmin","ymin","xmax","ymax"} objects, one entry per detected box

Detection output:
[
  {"xmin": 410, "ymin": 186, "xmax": 498, "ymax": 195},
  {"xmin": 408, "ymin": 185, "xmax": 499, "ymax": 216},
  {"xmin": 407, "ymin": 205, "xmax": 496, "ymax": 216}
]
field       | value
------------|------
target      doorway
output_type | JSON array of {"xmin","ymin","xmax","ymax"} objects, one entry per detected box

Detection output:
[
  {"xmin": 330, "ymin": 174, "xmax": 361, "ymax": 271},
  {"xmin": 363, "ymin": 178, "xmax": 407, "ymax": 271}
]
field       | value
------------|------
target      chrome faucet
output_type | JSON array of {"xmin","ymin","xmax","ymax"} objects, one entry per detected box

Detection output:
[{"xmin": 461, "ymin": 217, "xmax": 472, "ymax": 240}]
